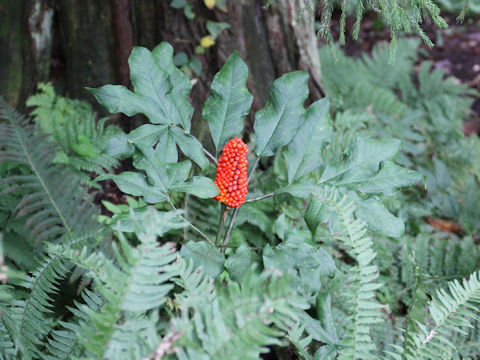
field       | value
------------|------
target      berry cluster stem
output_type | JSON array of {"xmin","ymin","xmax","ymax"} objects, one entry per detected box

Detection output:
[
  {"xmin": 222, "ymin": 157, "xmax": 260, "ymax": 250},
  {"xmin": 215, "ymin": 204, "xmax": 229, "ymax": 247}
]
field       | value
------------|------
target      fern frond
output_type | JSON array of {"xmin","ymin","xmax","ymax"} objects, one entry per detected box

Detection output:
[
  {"xmin": 0, "ymin": 98, "xmax": 100, "ymax": 245},
  {"xmin": 0, "ymin": 287, "xmax": 16, "ymax": 360},
  {"xmin": 26, "ymin": 83, "xmax": 121, "ymax": 183},
  {"xmin": 53, "ymin": 211, "xmax": 179, "ymax": 360},
  {"xmin": 404, "ymin": 271, "xmax": 480, "ymax": 359},
  {"xmin": 173, "ymin": 267, "xmax": 309, "ymax": 360},
  {"xmin": 9, "ymin": 231, "xmax": 101, "ymax": 360},
  {"xmin": 41, "ymin": 289, "xmax": 103, "ymax": 360},
  {"xmin": 313, "ymin": 186, "xmax": 382, "ymax": 360}
]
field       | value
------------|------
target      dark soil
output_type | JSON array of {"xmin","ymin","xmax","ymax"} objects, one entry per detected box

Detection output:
[{"xmin": 326, "ymin": 11, "xmax": 480, "ymax": 134}]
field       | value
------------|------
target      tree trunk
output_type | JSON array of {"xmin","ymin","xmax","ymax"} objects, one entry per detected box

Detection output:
[{"xmin": 1, "ymin": 0, "xmax": 323, "ymax": 124}]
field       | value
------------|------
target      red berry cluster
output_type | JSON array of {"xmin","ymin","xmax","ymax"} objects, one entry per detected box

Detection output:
[{"xmin": 214, "ymin": 138, "xmax": 249, "ymax": 207}]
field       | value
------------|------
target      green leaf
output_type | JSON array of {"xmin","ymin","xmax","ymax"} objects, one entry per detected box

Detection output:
[
  {"xmin": 263, "ymin": 238, "xmax": 335, "ymax": 293},
  {"xmin": 170, "ymin": 127, "xmax": 209, "ymax": 170},
  {"xmin": 89, "ymin": 46, "xmax": 192, "ymax": 129},
  {"xmin": 170, "ymin": 0, "xmax": 186, "ymax": 8},
  {"xmin": 188, "ymin": 57, "xmax": 202, "ymax": 75},
  {"xmin": 97, "ymin": 172, "xmax": 166, "ymax": 203},
  {"xmin": 173, "ymin": 52, "xmax": 188, "ymax": 67},
  {"xmin": 320, "ymin": 137, "xmax": 402, "ymax": 184},
  {"xmin": 254, "ymin": 71, "xmax": 309, "ymax": 157},
  {"xmin": 128, "ymin": 124, "xmax": 168, "ymax": 147},
  {"xmin": 273, "ymin": 213, "xmax": 289, "ymax": 241},
  {"xmin": 284, "ymin": 98, "xmax": 332, "ymax": 184},
  {"xmin": 105, "ymin": 133, "xmax": 135, "ymax": 157},
  {"xmin": 134, "ymin": 146, "xmax": 191, "ymax": 193},
  {"xmin": 278, "ymin": 179, "xmax": 317, "ymax": 199},
  {"xmin": 355, "ymin": 197, "xmax": 404, "ymax": 238},
  {"xmin": 180, "ymin": 241, "xmax": 225, "ymax": 278},
  {"xmin": 155, "ymin": 128, "xmax": 178, "ymax": 163},
  {"xmin": 304, "ymin": 197, "xmax": 331, "ymax": 236},
  {"xmin": 88, "ymin": 85, "xmax": 165, "ymax": 123},
  {"xmin": 172, "ymin": 176, "xmax": 219, "ymax": 198},
  {"xmin": 183, "ymin": 4, "xmax": 195, "ymax": 19},
  {"xmin": 202, "ymin": 52, "xmax": 253, "ymax": 153},
  {"xmin": 128, "ymin": 46, "xmax": 182, "ymax": 124},
  {"xmin": 301, "ymin": 310, "xmax": 338, "ymax": 345},
  {"xmin": 206, "ymin": 21, "xmax": 231, "ymax": 40},
  {"xmin": 152, "ymin": 42, "xmax": 194, "ymax": 131},
  {"xmin": 225, "ymin": 244, "xmax": 259, "ymax": 282},
  {"xmin": 345, "ymin": 160, "xmax": 423, "ymax": 195},
  {"xmin": 72, "ymin": 134, "xmax": 98, "ymax": 157}
]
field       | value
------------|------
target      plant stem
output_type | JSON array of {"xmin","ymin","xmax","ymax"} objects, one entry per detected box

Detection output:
[
  {"xmin": 222, "ymin": 208, "xmax": 239, "ymax": 252},
  {"xmin": 245, "ymin": 192, "xmax": 274, "ymax": 203},
  {"xmin": 221, "ymin": 156, "xmax": 261, "ymax": 249},
  {"xmin": 167, "ymin": 198, "xmax": 214, "ymax": 246},
  {"xmin": 203, "ymin": 148, "xmax": 217, "ymax": 163},
  {"xmin": 215, "ymin": 203, "xmax": 229, "ymax": 247}
]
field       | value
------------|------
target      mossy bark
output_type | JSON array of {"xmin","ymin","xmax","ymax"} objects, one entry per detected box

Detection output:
[{"xmin": 0, "ymin": 0, "xmax": 23, "ymax": 106}]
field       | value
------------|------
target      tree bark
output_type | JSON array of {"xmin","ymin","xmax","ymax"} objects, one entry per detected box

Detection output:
[{"xmin": 2, "ymin": 0, "xmax": 324, "ymax": 121}]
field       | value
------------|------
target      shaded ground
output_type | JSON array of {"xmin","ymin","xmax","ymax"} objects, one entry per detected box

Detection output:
[{"xmin": 327, "ymin": 12, "xmax": 480, "ymax": 134}]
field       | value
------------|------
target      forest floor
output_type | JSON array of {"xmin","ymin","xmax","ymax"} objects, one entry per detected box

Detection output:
[{"xmin": 328, "ymin": 12, "xmax": 480, "ymax": 135}]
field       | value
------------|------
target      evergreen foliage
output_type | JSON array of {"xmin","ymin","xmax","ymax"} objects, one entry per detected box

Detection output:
[
  {"xmin": 1, "ymin": 35, "xmax": 479, "ymax": 360},
  {"xmin": 0, "ymin": 98, "xmax": 100, "ymax": 245},
  {"xmin": 26, "ymin": 83, "xmax": 122, "ymax": 187}
]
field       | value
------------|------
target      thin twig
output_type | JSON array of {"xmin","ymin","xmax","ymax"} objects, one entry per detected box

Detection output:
[
  {"xmin": 167, "ymin": 198, "xmax": 214, "ymax": 246},
  {"xmin": 142, "ymin": 331, "xmax": 183, "ymax": 360},
  {"xmin": 244, "ymin": 192, "xmax": 274, "ymax": 203},
  {"xmin": 203, "ymin": 148, "xmax": 217, "ymax": 163}
]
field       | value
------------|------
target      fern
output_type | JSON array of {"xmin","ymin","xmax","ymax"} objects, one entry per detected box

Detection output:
[
  {"xmin": 173, "ymin": 266, "xmax": 309, "ymax": 360},
  {"xmin": 0, "ymin": 287, "xmax": 16, "ymax": 360},
  {"xmin": 8, "ymin": 231, "xmax": 101, "ymax": 360},
  {"xmin": 41, "ymin": 289, "xmax": 103, "ymax": 360},
  {"xmin": 26, "ymin": 83, "xmax": 121, "ymax": 185},
  {"xmin": 52, "ymin": 209, "xmax": 182, "ymax": 360},
  {"xmin": 313, "ymin": 186, "xmax": 382, "ymax": 360},
  {"xmin": 396, "ymin": 272, "xmax": 480, "ymax": 359},
  {"xmin": 0, "ymin": 98, "xmax": 100, "ymax": 245}
]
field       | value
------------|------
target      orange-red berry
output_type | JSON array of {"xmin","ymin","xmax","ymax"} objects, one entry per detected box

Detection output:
[{"xmin": 214, "ymin": 138, "xmax": 249, "ymax": 207}]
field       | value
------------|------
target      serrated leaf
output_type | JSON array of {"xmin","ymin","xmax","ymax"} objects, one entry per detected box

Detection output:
[
  {"xmin": 225, "ymin": 244, "xmax": 259, "ymax": 282},
  {"xmin": 180, "ymin": 241, "xmax": 225, "ymax": 278},
  {"xmin": 254, "ymin": 71, "xmax": 309, "ymax": 157},
  {"xmin": 320, "ymin": 137, "xmax": 402, "ymax": 184},
  {"xmin": 355, "ymin": 197, "xmax": 404, "ymax": 238},
  {"xmin": 172, "ymin": 176, "xmax": 219, "ymax": 198},
  {"xmin": 170, "ymin": 127, "xmax": 209, "ymax": 170},
  {"xmin": 284, "ymin": 98, "xmax": 332, "ymax": 184},
  {"xmin": 203, "ymin": 52, "xmax": 253, "ymax": 153}
]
